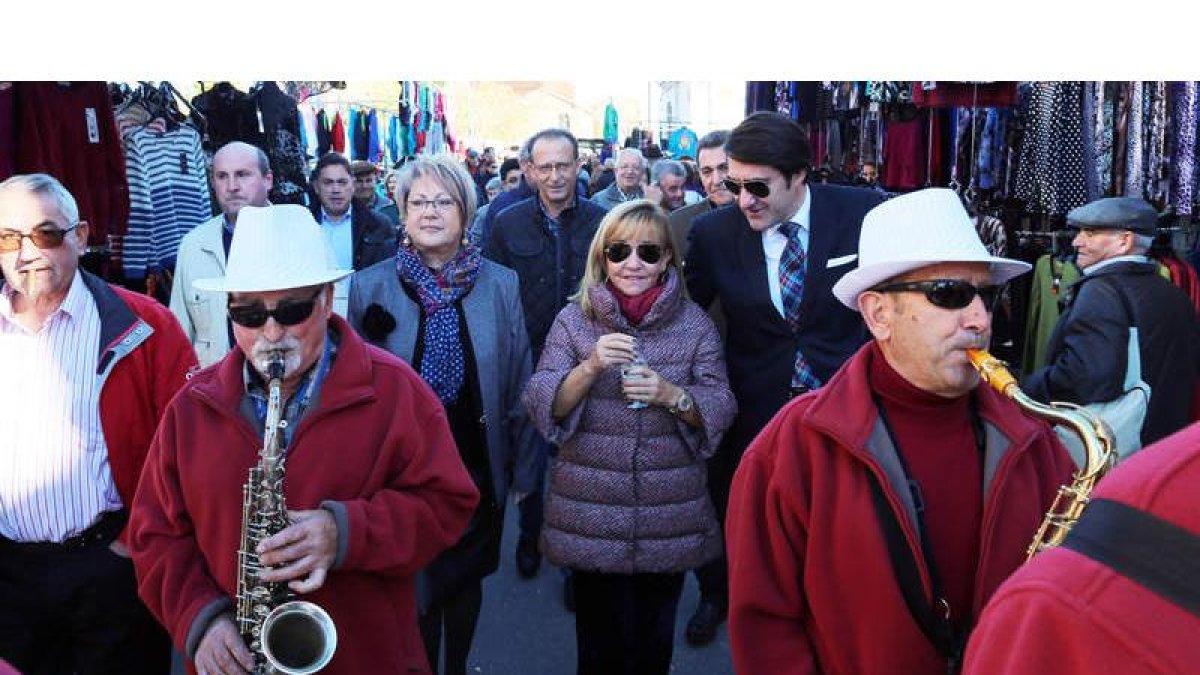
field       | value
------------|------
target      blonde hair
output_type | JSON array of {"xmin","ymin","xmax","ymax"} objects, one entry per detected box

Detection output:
[{"xmin": 574, "ymin": 199, "xmax": 683, "ymax": 319}]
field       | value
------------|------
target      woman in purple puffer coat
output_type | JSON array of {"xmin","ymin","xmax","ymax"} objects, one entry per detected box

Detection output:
[{"xmin": 522, "ymin": 199, "xmax": 736, "ymax": 675}]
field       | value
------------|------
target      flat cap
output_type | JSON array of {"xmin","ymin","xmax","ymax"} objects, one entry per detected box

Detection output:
[
  {"xmin": 1066, "ymin": 197, "xmax": 1158, "ymax": 235},
  {"xmin": 350, "ymin": 160, "xmax": 377, "ymax": 176}
]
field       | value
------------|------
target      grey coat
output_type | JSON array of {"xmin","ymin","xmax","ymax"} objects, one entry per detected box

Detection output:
[
  {"xmin": 347, "ymin": 257, "xmax": 540, "ymax": 503},
  {"xmin": 591, "ymin": 182, "xmax": 643, "ymax": 212},
  {"xmin": 522, "ymin": 269, "xmax": 736, "ymax": 574}
]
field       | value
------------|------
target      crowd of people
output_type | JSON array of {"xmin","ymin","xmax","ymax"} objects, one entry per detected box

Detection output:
[{"xmin": 1, "ymin": 107, "xmax": 1198, "ymax": 675}]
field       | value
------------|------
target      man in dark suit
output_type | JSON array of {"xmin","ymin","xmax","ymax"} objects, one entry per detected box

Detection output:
[
  {"xmin": 309, "ymin": 152, "xmax": 396, "ymax": 315},
  {"xmin": 682, "ymin": 111, "xmax": 885, "ymax": 645}
]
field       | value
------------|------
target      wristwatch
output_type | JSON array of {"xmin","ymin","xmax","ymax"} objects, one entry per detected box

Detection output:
[{"xmin": 669, "ymin": 390, "xmax": 694, "ymax": 415}]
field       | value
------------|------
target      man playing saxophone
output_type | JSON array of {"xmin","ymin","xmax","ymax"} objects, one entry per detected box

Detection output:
[
  {"xmin": 724, "ymin": 188, "xmax": 1076, "ymax": 675},
  {"xmin": 129, "ymin": 205, "xmax": 479, "ymax": 675}
]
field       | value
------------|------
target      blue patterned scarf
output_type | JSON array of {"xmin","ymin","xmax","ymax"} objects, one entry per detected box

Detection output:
[{"xmin": 395, "ymin": 243, "xmax": 482, "ymax": 404}]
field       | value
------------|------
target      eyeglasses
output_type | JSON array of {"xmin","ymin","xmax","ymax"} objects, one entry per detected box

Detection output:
[
  {"xmin": 871, "ymin": 279, "xmax": 1001, "ymax": 311},
  {"xmin": 604, "ymin": 241, "xmax": 664, "ymax": 265},
  {"xmin": 407, "ymin": 198, "xmax": 457, "ymax": 213},
  {"xmin": 534, "ymin": 162, "xmax": 574, "ymax": 177},
  {"xmin": 722, "ymin": 178, "xmax": 772, "ymax": 199},
  {"xmin": 227, "ymin": 289, "xmax": 324, "ymax": 328},
  {"xmin": 0, "ymin": 224, "xmax": 81, "ymax": 252}
]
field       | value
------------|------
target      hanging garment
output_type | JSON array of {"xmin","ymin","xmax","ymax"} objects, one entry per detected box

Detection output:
[
  {"xmin": 1111, "ymin": 83, "xmax": 1130, "ymax": 195},
  {"xmin": 353, "ymin": 108, "xmax": 370, "ymax": 161},
  {"xmin": 427, "ymin": 119, "xmax": 446, "ymax": 155},
  {"xmin": 668, "ymin": 127, "xmax": 699, "ymax": 158},
  {"xmin": 1093, "ymin": 82, "xmax": 1112, "ymax": 196},
  {"xmin": 368, "ymin": 110, "xmax": 382, "ymax": 163},
  {"xmin": 1170, "ymin": 82, "xmax": 1198, "ymax": 216},
  {"xmin": 1124, "ymin": 82, "xmax": 1145, "ymax": 198},
  {"xmin": 120, "ymin": 124, "xmax": 212, "ymax": 280},
  {"xmin": 316, "ymin": 108, "xmax": 331, "ymax": 157},
  {"xmin": 250, "ymin": 83, "xmax": 309, "ymax": 205},
  {"xmin": 744, "ymin": 82, "xmax": 775, "ymax": 115},
  {"xmin": 331, "ymin": 111, "xmax": 346, "ymax": 154},
  {"xmin": 386, "ymin": 114, "xmax": 401, "ymax": 165},
  {"xmin": 300, "ymin": 105, "xmax": 319, "ymax": 161},
  {"xmin": 604, "ymin": 103, "xmax": 619, "ymax": 143},
  {"xmin": 190, "ymin": 82, "xmax": 263, "ymax": 152},
  {"xmin": 912, "ymin": 82, "xmax": 1019, "ymax": 108},
  {"xmin": 0, "ymin": 82, "xmax": 14, "ymax": 181},
  {"xmin": 13, "ymin": 81, "xmax": 130, "ymax": 247},
  {"xmin": 1013, "ymin": 82, "xmax": 1090, "ymax": 216},
  {"xmin": 882, "ymin": 116, "xmax": 925, "ymax": 190},
  {"xmin": 1021, "ymin": 254, "xmax": 1082, "ymax": 376},
  {"xmin": 1146, "ymin": 82, "xmax": 1168, "ymax": 205},
  {"xmin": 977, "ymin": 109, "xmax": 999, "ymax": 190}
]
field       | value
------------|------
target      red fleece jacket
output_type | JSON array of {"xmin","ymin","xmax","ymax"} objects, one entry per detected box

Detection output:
[
  {"xmin": 725, "ymin": 342, "xmax": 1074, "ymax": 675},
  {"xmin": 129, "ymin": 316, "xmax": 479, "ymax": 674}
]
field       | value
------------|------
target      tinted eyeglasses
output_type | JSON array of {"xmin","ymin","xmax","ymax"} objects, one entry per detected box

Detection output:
[
  {"xmin": 604, "ymin": 241, "xmax": 664, "ymax": 265},
  {"xmin": 722, "ymin": 178, "xmax": 772, "ymax": 199},
  {"xmin": 871, "ymin": 279, "xmax": 1001, "ymax": 311},
  {"xmin": 227, "ymin": 289, "xmax": 324, "ymax": 328},
  {"xmin": 0, "ymin": 224, "xmax": 81, "ymax": 252}
]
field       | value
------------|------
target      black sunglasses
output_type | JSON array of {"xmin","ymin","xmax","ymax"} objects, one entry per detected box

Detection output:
[
  {"xmin": 871, "ymin": 279, "xmax": 1002, "ymax": 311},
  {"xmin": 604, "ymin": 241, "xmax": 664, "ymax": 264},
  {"xmin": 0, "ymin": 224, "xmax": 81, "ymax": 253},
  {"xmin": 227, "ymin": 289, "xmax": 324, "ymax": 328},
  {"xmin": 722, "ymin": 178, "xmax": 771, "ymax": 199}
]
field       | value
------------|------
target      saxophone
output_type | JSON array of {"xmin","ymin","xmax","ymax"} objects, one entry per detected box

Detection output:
[
  {"xmin": 236, "ymin": 356, "xmax": 338, "ymax": 674},
  {"xmin": 966, "ymin": 348, "xmax": 1117, "ymax": 560}
]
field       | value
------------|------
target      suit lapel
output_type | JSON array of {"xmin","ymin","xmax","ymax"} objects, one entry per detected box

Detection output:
[
  {"xmin": 804, "ymin": 185, "xmax": 835, "ymax": 276},
  {"xmin": 735, "ymin": 219, "xmax": 791, "ymax": 333}
]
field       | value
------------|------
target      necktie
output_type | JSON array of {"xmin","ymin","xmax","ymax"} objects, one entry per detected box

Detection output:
[{"xmin": 778, "ymin": 221, "xmax": 821, "ymax": 390}]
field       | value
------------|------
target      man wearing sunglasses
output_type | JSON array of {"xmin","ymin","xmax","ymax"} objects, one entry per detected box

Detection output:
[
  {"xmin": 1024, "ymin": 197, "xmax": 1199, "ymax": 450},
  {"xmin": 725, "ymin": 188, "xmax": 1075, "ymax": 675},
  {"xmin": 128, "ymin": 204, "xmax": 478, "ymax": 675},
  {"xmin": 681, "ymin": 112, "xmax": 885, "ymax": 644},
  {"xmin": 0, "ymin": 174, "xmax": 197, "ymax": 674},
  {"xmin": 171, "ymin": 142, "xmax": 274, "ymax": 368}
]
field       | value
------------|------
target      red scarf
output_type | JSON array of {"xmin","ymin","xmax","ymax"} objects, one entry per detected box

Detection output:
[{"xmin": 606, "ymin": 280, "xmax": 665, "ymax": 326}]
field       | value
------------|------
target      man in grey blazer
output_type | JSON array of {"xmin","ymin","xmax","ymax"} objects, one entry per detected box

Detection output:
[{"xmin": 169, "ymin": 141, "xmax": 272, "ymax": 367}]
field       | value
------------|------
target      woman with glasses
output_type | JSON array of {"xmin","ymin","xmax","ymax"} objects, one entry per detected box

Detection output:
[
  {"xmin": 522, "ymin": 199, "xmax": 736, "ymax": 675},
  {"xmin": 347, "ymin": 154, "xmax": 537, "ymax": 675}
]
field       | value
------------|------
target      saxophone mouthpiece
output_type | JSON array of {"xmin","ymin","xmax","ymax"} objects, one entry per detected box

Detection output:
[
  {"xmin": 267, "ymin": 355, "xmax": 286, "ymax": 381},
  {"xmin": 965, "ymin": 347, "xmax": 1018, "ymax": 396}
]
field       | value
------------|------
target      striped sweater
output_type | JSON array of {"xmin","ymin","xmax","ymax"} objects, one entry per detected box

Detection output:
[{"xmin": 120, "ymin": 124, "xmax": 212, "ymax": 280}]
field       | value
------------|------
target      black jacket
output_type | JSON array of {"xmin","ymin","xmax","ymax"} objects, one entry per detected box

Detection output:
[
  {"xmin": 684, "ymin": 183, "xmax": 885, "ymax": 465},
  {"xmin": 482, "ymin": 196, "xmax": 607, "ymax": 358},
  {"xmin": 308, "ymin": 203, "xmax": 396, "ymax": 271},
  {"xmin": 1024, "ymin": 259, "xmax": 1200, "ymax": 445}
]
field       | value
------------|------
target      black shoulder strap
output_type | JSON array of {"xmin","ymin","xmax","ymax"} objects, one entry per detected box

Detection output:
[{"xmin": 1062, "ymin": 498, "xmax": 1200, "ymax": 618}]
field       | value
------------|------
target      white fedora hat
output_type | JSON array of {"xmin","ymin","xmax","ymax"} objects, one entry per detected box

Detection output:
[
  {"xmin": 194, "ymin": 205, "xmax": 352, "ymax": 293},
  {"xmin": 832, "ymin": 188, "xmax": 1031, "ymax": 310}
]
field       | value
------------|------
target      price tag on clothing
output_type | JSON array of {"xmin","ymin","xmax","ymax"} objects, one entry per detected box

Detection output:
[{"xmin": 85, "ymin": 108, "xmax": 100, "ymax": 144}]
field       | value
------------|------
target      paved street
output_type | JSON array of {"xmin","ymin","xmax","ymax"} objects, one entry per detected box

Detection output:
[{"xmin": 465, "ymin": 504, "xmax": 735, "ymax": 674}]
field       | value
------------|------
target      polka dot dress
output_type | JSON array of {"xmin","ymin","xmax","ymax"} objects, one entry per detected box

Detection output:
[{"xmin": 1015, "ymin": 82, "xmax": 1090, "ymax": 215}]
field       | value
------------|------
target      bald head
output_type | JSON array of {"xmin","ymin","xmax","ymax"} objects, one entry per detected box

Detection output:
[{"xmin": 212, "ymin": 142, "xmax": 273, "ymax": 224}]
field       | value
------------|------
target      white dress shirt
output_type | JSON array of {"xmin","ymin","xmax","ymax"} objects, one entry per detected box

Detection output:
[
  {"xmin": 763, "ymin": 190, "xmax": 813, "ymax": 318},
  {"xmin": 0, "ymin": 273, "xmax": 121, "ymax": 542},
  {"xmin": 321, "ymin": 206, "xmax": 355, "ymax": 316}
]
